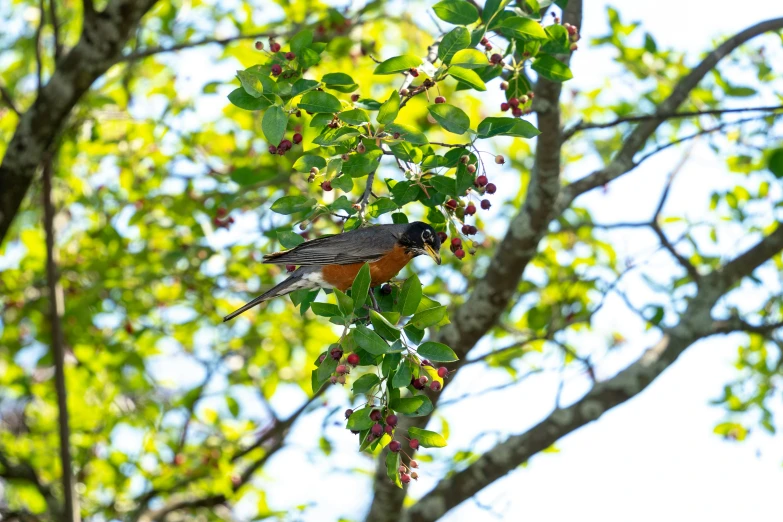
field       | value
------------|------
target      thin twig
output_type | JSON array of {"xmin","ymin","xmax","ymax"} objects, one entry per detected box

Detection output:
[
  {"xmin": 562, "ymin": 104, "xmax": 783, "ymax": 140},
  {"xmin": 43, "ymin": 158, "xmax": 80, "ymax": 522},
  {"xmin": 49, "ymin": 0, "xmax": 62, "ymax": 61},
  {"xmin": 0, "ymin": 84, "xmax": 21, "ymax": 116}
]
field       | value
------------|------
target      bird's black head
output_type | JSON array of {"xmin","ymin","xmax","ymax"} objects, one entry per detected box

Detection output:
[{"xmin": 399, "ymin": 221, "xmax": 442, "ymax": 265}]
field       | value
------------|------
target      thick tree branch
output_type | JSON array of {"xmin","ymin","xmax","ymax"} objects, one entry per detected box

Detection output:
[
  {"xmin": 43, "ymin": 159, "xmax": 80, "ymax": 522},
  {"xmin": 0, "ymin": 0, "xmax": 160, "ymax": 245},
  {"xmin": 558, "ymin": 17, "xmax": 783, "ymax": 210},
  {"xmin": 404, "ymin": 224, "xmax": 783, "ymax": 522}
]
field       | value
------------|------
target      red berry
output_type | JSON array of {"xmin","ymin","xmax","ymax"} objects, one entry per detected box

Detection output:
[
  {"xmin": 410, "ymin": 460, "xmax": 418, "ymax": 468},
  {"xmin": 509, "ymin": 97, "xmax": 519, "ymax": 108},
  {"xmin": 490, "ymin": 53, "xmax": 502, "ymax": 64},
  {"xmin": 411, "ymin": 376, "xmax": 425, "ymax": 390},
  {"xmin": 276, "ymin": 146, "xmax": 285, "ymax": 155},
  {"xmin": 485, "ymin": 183, "xmax": 497, "ymax": 194},
  {"xmin": 293, "ymin": 133, "xmax": 303, "ymax": 144},
  {"xmin": 345, "ymin": 408, "xmax": 354, "ymax": 419},
  {"xmin": 467, "ymin": 164, "xmax": 477, "ymax": 174},
  {"xmin": 389, "ymin": 440, "xmax": 402, "ymax": 452},
  {"xmin": 270, "ymin": 42, "xmax": 281, "ymax": 53},
  {"xmin": 454, "ymin": 248, "xmax": 465, "ymax": 259},
  {"xmin": 451, "ymin": 237, "xmax": 462, "ymax": 248},
  {"xmin": 409, "ymin": 439, "xmax": 420, "ymax": 450},
  {"xmin": 347, "ymin": 353, "xmax": 360, "ymax": 366},
  {"xmin": 408, "ymin": 68, "xmax": 419, "ymax": 77},
  {"xmin": 475, "ymin": 175, "xmax": 488, "ymax": 187},
  {"xmin": 216, "ymin": 207, "xmax": 227, "ymax": 217},
  {"xmin": 285, "ymin": 52, "xmax": 295, "ymax": 60},
  {"xmin": 434, "ymin": 96, "xmax": 446, "ymax": 104},
  {"xmin": 465, "ymin": 204, "xmax": 476, "ymax": 216},
  {"xmin": 336, "ymin": 364, "xmax": 348, "ymax": 375},
  {"xmin": 512, "ymin": 107, "xmax": 523, "ymax": 117},
  {"xmin": 286, "ymin": 264, "xmax": 296, "ymax": 272},
  {"xmin": 370, "ymin": 409, "xmax": 382, "ymax": 422},
  {"xmin": 255, "ymin": 41, "xmax": 264, "ymax": 50},
  {"xmin": 421, "ymin": 359, "xmax": 432, "ymax": 367},
  {"xmin": 330, "ymin": 346, "xmax": 343, "ymax": 360},
  {"xmin": 280, "ymin": 139, "xmax": 293, "ymax": 150},
  {"xmin": 480, "ymin": 37, "xmax": 488, "ymax": 45},
  {"xmin": 481, "ymin": 199, "xmax": 491, "ymax": 210},
  {"xmin": 401, "ymin": 473, "xmax": 411, "ymax": 484},
  {"xmin": 321, "ymin": 180, "xmax": 332, "ymax": 191},
  {"xmin": 500, "ymin": 102, "xmax": 510, "ymax": 112},
  {"xmin": 567, "ymin": 25, "xmax": 577, "ymax": 36},
  {"xmin": 371, "ymin": 423, "xmax": 383, "ymax": 436},
  {"xmin": 385, "ymin": 424, "xmax": 394, "ymax": 435},
  {"xmin": 386, "ymin": 414, "xmax": 398, "ymax": 427},
  {"xmin": 484, "ymin": 42, "xmax": 492, "ymax": 50},
  {"xmin": 495, "ymin": 155, "xmax": 505, "ymax": 165},
  {"xmin": 418, "ymin": 375, "xmax": 428, "ymax": 385},
  {"xmin": 446, "ymin": 199, "xmax": 458, "ymax": 210},
  {"xmin": 430, "ymin": 381, "xmax": 441, "ymax": 391},
  {"xmin": 271, "ymin": 64, "xmax": 282, "ymax": 76},
  {"xmin": 438, "ymin": 367, "xmax": 448, "ymax": 378},
  {"xmin": 351, "ymin": 93, "xmax": 360, "ymax": 102},
  {"xmin": 437, "ymin": 231, "xmax": 448, "ymax": 243},
  {"xmin": 268, "ymin": 145, "xmax": 277, "ymax": 154}
]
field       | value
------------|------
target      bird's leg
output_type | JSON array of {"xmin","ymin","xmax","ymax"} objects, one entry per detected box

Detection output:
[{"xmin": 369, "ymin": 290, "xmax": 381, "ymax": 312}]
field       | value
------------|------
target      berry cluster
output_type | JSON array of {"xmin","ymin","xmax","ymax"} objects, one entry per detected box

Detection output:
[
  {"xmin": 499, "ymin": 92, "xmax": 534, "ymax": 118},
  {"xmin": 212, "ymin": 207, "xmax": 235, "ymax": 229}
]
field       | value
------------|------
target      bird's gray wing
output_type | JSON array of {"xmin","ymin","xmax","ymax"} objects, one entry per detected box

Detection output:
[{"xmin": 263, "ymin": 225, "xmax": 406, "ymax": 266}]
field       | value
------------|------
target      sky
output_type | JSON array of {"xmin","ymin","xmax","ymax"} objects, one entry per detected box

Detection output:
[
  {"xmin": 3, "ymin": 0, "xmax": 783, "ymax": 520},
  {"xmin": 141, "ymin": 0, "xmax": 783, "ymax": 520}
]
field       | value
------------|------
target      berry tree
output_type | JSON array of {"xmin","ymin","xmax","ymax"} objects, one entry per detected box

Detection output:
[{"xmin": 1, "ymin": 0, "xmax": 783, "ymax": 521}]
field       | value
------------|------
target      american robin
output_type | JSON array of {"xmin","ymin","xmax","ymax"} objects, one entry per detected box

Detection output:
[{"xmin": 223, "ymin": 221, "xmax": 442, "ymax": 322}]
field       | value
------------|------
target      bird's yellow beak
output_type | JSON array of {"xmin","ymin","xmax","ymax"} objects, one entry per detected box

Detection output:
[{"xmin": 425, "ymin": 244, "xmax": 442, "ymax": 265}]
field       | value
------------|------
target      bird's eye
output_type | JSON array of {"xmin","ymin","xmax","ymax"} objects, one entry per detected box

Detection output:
[{"xmin": 422, "ymin": 229, "xmax": 432, "ymax": 241}]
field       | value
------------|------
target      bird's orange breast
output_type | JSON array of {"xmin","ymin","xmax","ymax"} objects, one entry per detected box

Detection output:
[{"xmin": 321, "ymin": 245, "xmax": 414, "ymax": 291}]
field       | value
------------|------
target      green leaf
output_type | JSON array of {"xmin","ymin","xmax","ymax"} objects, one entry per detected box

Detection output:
[
  {"xmin": 455, "ymin": 161, "xmax": 474, "ymax": 195},
  {"xmin": 428, "ymin": 175, "xmax": 456, "ymax": 196},
  {"xmin": 368, "ymin": 198, "xmax": 398, "ymax": 218},
  {"xmin": 407, "ymin": 427, "xmax": 447, "ymax": 448},
  {"xmin": 433, "ymin": 0, "xmax": 479, "ymax": 25},
  {"xmin": 227, "ymin": 396, "xmax": 240, "ymax": 417},
  {"xmin": 228, "ymin": 88, "xmax": 276, "ymax": 110},
  {"xmin": 339, "ymin": 108, "xmax": 370, "ymax": 125},
  {"xmin": 334, "ymin": 289, "xmax": 354, "ymax": 316},
  {"xmin": 344, "ymin": 151, "xmax": 382, "ymax": 176},
  {"xmin": 417, "ymin": 341, "xmax": 458, "ymax": 362},
  {"xmin": 450, "ymin": 49, "xmax": 488, "ymax": 69},
  {"xmin": 313, "ymin": 127, "xmax": 360, "ymax": 145},
  {"xmin": 316, "ymin": 355, "xmax": 338, "ymax": 384},
  {"xmin": 397, "ymin": 275, "xmax": 422, "ymax": 316},
  {"xmin": 346, "ymin": 407, "xmax": 374, "ymax": 430},
  {"xmin": 439, "ymin": 27, "xmax": 471, "ymax": 63},
  {"xmin": 270, "ymin": 195, "xmax": 317, "ymax": 215},
  {"xmin": 298, "ymin": 91, "xmax": 343, "ymax": 113},
  {"xmin": 310, "ymin": 302, "xmax": 342, "ymax": 317},
  {"xmin": 291, "ymin": 79, "xmax": 319, "ymax": 97},
  {"xmin": 476, "ymin": 117, "xmax": 540, "ymax": 139},
  {"xmin": 353, "ymin": 324, "xmax": 390, "ymax": 355},
  {"xmin": 390, "ymin": 394, "xmax": 433, "ymax": 416},
  {"xmin": 262, "ymin": 105, "xmax": 288, "ymax": 146},
  {"xmin": 392, "ymin": 212, "xmax": 409, "ymax": 224},
  {"xmin": 768, "ymin": 148, "xmax": 783, "ymax": 178},
  {"xmin": 331, "ymin": 174, "xmax": 354, "ymax": 192},
  {"xmin": 298, "ymin": 47, "xmax": 322, "ymax": 69},
  {"xmin": 531, "ymin": 55, "xmax": 573, "ymax": 82},
  {"xmin": 385, "ymin": 123, "xmax": 429, "ymax": 144},
  {"xmin": 404, "ymin": 324, "xmax": 425, "ymax": 344},
  {"xmin": 483, "ymin": 0, "xmax": 509, "ymax": 22},
  {"xmin": 322, "ymin": 72, "xmax": 358, "ymax": 93},
  {"xmin": 351, "ymin": 263, "xmax": 372, "ymax": 313},
  {"xmin": 374, "ymin": 55, "xmax": 422, "ymax": 75},
  {"xmin": 277, "ymin": 230, "xmax": 304, "ymax": 248},
  {"xmin": 290, "ymin": 29, "xmax": 314, "ymax": 54},
  {"xmin": 352, "ymin": 374, "xmax": 381, "ymax": 394},
  {"xmin": 410, "ymin": 306, "xmax": 447, "ymax": 330},
  {"xmin": 236, "ymin": 69, "xmax": 267, "ymax": 97},
  {"xmin": 527, "ymin": 305, "xmax": 552, "ymax": 330},
  {"xmin": 230, "ymin": 167, "xmax": 269, "ymax": 186},
  {"xmin": 293, "ymin": 154, "xmax": 327, "ymax": 172},
  {"xmin": 497, "ymin": 16, "xmax": 548, "ymax": 41},
  {"xmin": 382, "ymin": 353, "xmax": 402, "ymax": 377},
  {"xmin": 542, "ymin": 24, "xmax": 571, "ymax": 54},
  {"xmin": 370, "ymin": 310, "xmax": 401, "ymax": 341},
  {"xmin": 386, "ymin": 451, "xmax": 402, "ymax": 488},
  {"xmin": 391, "ymin": 360, "xmax": 412, "ymax": 388},
  {"xmin": 448, "ymin": 66, "xmax": 486, "ymax": 91},
  {"xmin": 377, "ymin": 90, "xmax": 401, "ymax": 125},
  {"xmin": 428, "ymin": 103, "xmax": 470, "ymax": 134}
]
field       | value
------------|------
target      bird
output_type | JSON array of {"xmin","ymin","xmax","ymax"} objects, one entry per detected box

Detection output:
[{"xmin": 223, "ymin": 221, "xmax": 442, "ymax": 322}]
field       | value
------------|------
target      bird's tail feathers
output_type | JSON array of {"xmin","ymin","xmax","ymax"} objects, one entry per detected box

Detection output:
[{"xmin": 223, "ymin": 274, "xmax": 307, "ymax": 322}]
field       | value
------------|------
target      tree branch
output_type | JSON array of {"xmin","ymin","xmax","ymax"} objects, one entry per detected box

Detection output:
[
  {"xmin": 562, "ymin": 104, "xmax": 783, "ymax": 140},
  {"xmin": 117, "ymin": 30, "xmax": 288, "ymax": 63},
  {"xmin": 0, "ymin": 451, "xmax": 61, "ymax": 517},
  {"xmin": 0, "ymin": 84, "xmax": 21, "ymax": 116},
  {"xmin": 43, "ymin": 159, "xmax": 80, "ymax": 522},
  {"xmin": 558, "ymin": 17, "xmax": 783, "ymax": 210},
  {"xmin": 404, "ymin": 224, "xmax": 783, "ymax": 522},
  {"xmin": 0, "ymin": 0, "xmax": 160, "ymax": 245}
]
